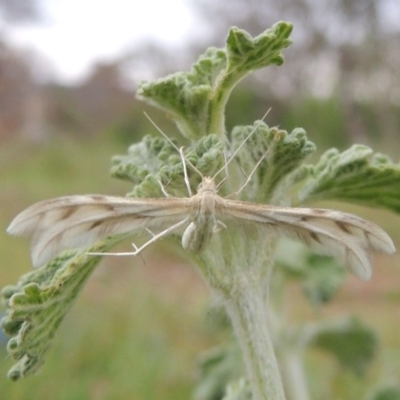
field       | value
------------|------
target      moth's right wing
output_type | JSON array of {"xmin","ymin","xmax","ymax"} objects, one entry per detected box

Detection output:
[
  {"xmin": 221, "ymin": 199, "xmax": 395, "ymax": 280},
  {"xmin": 7, "ymin": 195, "xmax": 190, "ymax": 267}
]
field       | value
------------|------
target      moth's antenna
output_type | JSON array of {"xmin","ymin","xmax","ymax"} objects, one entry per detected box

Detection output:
[
  {"xmin": 179, "ymin": 147, "xmax": 192, "ymax": 196},
  {"xmin": 227, "ymin": 147, "xmax": 270, "ymax": 198},
  {"xmin": 143, "ymin": 112, "xmax": 203, "ymax": 179},
  {"xmin": 226, "ymin": 130, "xmax": 280, "ymax": 198},
  {"xmin": 212, "ymin": 108, "xmax": 271, "ymax": 180}
]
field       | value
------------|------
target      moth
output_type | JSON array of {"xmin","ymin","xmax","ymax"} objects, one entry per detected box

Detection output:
[{"xmin": 7, "ymin": 122, "xmax": 395, "ymax": 281}]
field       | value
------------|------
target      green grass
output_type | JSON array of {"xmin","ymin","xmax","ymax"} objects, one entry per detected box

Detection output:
[
  {"xmin": 1, "ymin": 135, "xmax": 399, "ymax": 399},
  {"xmin": 1, "ymin": 135, "xmax": 127, "ymax": 281},
  {"xmin": 0, "ymin": 262, "xmax": 212, "ymax": 399}
]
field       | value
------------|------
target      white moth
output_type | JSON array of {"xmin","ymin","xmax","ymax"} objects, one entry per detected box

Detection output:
[{"xmin": 6, "ymin": 121, "xmax": 395, "ymax": 280}]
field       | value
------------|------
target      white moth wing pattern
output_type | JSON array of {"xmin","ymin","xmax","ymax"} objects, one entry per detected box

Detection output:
[
  {"xmin": 7, "ymin": 176, "xmax": 395, "ymax": 280},
  {"xmin": 221, "ymin": 199, "xmax": 396, "ymax": 281},
  {"xmin": 7, "ymin": 195, "xmax": 191, "ymax": 268}
]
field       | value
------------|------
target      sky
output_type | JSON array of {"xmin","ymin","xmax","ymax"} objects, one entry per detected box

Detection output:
[
  {"xmin": 4, "ymin": 0, "xmax": 197, "ymax": 83},
  {"xmin": 5, "ymin": 0, "xmax": 400, "ymax": 85}
]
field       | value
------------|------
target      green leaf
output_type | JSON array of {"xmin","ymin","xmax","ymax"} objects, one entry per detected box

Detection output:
[
  {"xmin": 229, "ymin": 122, "xmax": 315, "ymax": 202},
  {"xmin": 193, "ymin": 344, "xmax": 245, "ymax": 400},
  {"xmin": 276, "ymin": 239, "xmax": 345, "ymax": 305},
  {"xmin": 110, "ymin": 135, "xmax": 176, "ymax": 184},
  {"xmin": 138, "ymin": 22, "xmax": 293, "ymax": 139},
  {"xmin": 111, "ymin": 134, "xmax": 180, "ymax": 197},
  {"xmin": 309, "ymin": 317, "xmax": 377, "ymax": 376},
  {"xmin": 1, "ymin": 236, "xmax": 125, "ymax": 380},
  {"xmin": 111, "ymin": 133, "xmax": 225, "ymax": 197},
  {"xmin": 226, "ymin": 22, "xmax": 293, "ymax": 76},
  {"xmin": 302, "ymin": 254, "xmax": 346, "ymax": 305},
  {"xmin": 295, "ymin": 145, "xmax": 400, "ymax": 213}
]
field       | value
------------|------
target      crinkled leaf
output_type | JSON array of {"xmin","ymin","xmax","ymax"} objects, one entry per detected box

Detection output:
[
  {"xmin": 229, "ymin": 123, "xmax": 315, "ymax": 202},
  {"xmin": 111, "ymin": 134, "xmax": 225, "ymax": 197},
  {"xmin": 309, "ymin": 317, "xmax": 377, "ymax": 376},
  {"xmin": 294, "ymin": 145, "xmax": 400, "ymax": 213},
  {"xmin": 138, "ymin": 48, "xmax": 226, "ymax": 139},
  {"xmin": 1, "ymin": 235, "xmax": 126, "ymax": 380},
  {"xmin": 226, "ymin": 22, "xmax": 292, "ymax": 75},
  {"xmin": 138, "ymin": 22, "xmax": 293, "ymax": 139},
  {"xmin": 110, "ymin": 135, "xmax": 177, "ymax": 185}
]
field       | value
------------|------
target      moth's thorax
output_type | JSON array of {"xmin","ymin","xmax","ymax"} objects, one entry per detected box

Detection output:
[
  {"xmin": 183, "ymin": 177, "xmax": 220, "ymax": 253},
  {"xmin": 191, "ymin": 177, "xmax": 218, "ymax": 221}
]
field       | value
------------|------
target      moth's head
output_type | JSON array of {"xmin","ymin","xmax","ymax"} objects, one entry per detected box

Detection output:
[{"xmin": 197, "ymin": 177, "xmax": 217, "ymax": 193}]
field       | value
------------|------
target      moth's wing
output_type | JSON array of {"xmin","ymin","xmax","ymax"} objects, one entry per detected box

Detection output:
[
  {"xmin": 222, "ymin": 200, "xmax": 395, "ymax": 280},
  {"xmin": 7, "ymin": 195, "xmax": 190, "ymax": 267}
]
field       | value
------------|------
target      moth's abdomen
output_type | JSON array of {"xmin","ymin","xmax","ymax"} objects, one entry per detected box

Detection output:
[{"xmin": 181, "ymin": 222, "xmax": 214, "ymax": 253}]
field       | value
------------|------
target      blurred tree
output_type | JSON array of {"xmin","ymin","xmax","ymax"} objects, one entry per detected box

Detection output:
[
  {"xmin": 0, "ymin": 0, "xmax": 41, "ymax": 23},
  {"xmin": 0, "ymin": 0, "xmax": 46, "ymax": 141},
  {"xmin": 46, "ymin": 61, "xmax": 136, "ymax": 136},
  {"xmin": 72, "ymin": 62, "xmax": 135, "ymax": 133},
  {"xmin": 0, "ymin": 40, "xmax": 46, "ymax": 141},
  {"xmin": 188, "ymin": 0, "xmax": 400, "ymax": 147},
  {"xmin": 121, "ymin": 41, "xmax": 193, "ymax": 83}
]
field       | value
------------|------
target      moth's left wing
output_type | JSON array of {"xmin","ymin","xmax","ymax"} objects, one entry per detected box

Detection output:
[
  {"xmin": 7, "ymin": 195, "xmax": 190, "ymax": 267},
  {"xmin": 222, "ymin": 200, "xmax": 395, "ymax": 280}
]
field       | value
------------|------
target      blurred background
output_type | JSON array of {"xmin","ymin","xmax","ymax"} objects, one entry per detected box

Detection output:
[{"xmin": 1, "ymin": 1, "xmax": 400, "ymax": 399}]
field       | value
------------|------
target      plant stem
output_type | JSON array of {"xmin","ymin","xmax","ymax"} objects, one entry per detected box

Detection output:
[
  {"xmin": 224, "ymin": 286, "xmax": 286, "ymax": 400},
  {"xmin": 208, "ymin": 70, "xmax": 248, "ymax": 137}
]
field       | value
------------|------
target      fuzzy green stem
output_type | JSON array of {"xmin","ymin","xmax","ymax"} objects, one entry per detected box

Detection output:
[
  {"xmin": 208, "ymin": 71, "xmax": 248, "ymax": 137},
  {"xmin": 224, "ymin": 286, "xmax": 286, "ymax": 400}
]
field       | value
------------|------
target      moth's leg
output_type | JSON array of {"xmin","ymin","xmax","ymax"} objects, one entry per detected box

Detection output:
[
  {"xmin": 226, "ymin": 148, "xmax": 271, "ymax": 198},
  {"xmin": 130, "ymin": 242, "xmax": 147, "ymax": 265},
  {"xmin": 215, "ymin": 176, "xmax": 228, "ymax": 191},
  {"xmin": 179, "ymin": 146, "xmax": 192, "ymax": 197},
  {"xmin": 130, "ymin": 217, "xmax": 189, "ymax": 254},
  {"xmin": 213, "ymin": 220, "xmax": 227, "ymax": 233},
  {"xmin": 87, "ymin": 218, "xmax": 189, "ymax": 257},
  {"xmin": 219, "ymin": 136, "xmax": 230, "ymax": 180},
  {"xmin": 158, "ymin": 179, "xmax": 172, "ymax": 198},
  {"xmin": 212, "ymin": 109, "xmax": 271, "ymax": 182},
  {"xmin": 145, "ymin": 228, "xmax": 156, "ymax": 237},
  {"xmin": 236, "ymin": 152, "xmax": 268, "ymax": 196}
]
